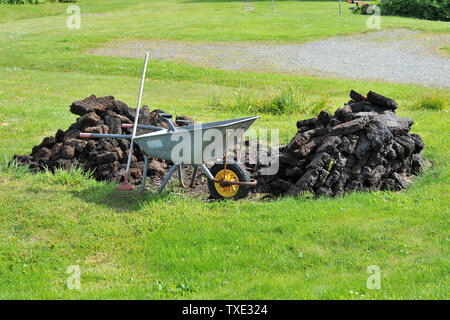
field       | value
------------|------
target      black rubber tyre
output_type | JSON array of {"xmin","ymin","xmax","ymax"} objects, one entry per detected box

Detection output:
[{"xmin": 207, "ymin": 163, "xmax": 251, "ymax": 200}]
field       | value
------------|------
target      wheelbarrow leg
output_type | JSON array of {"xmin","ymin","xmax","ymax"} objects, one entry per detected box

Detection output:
[
  {"xmin": 158, "ymin": 164, "xmax": 178, "ymax": 193},
  {"xmin": 189, "ymin": 165, "xmax": 198, "ymax": 188},
  {"xmin": 140, "ymin": 155, "xmax": 149, "ymax": 195},
  {"xmin": 177, "ymin": 165, "xmax": 186, "ymax": 187},
  {"xmin": 199, "ymin": 164, "xmax": 215, "ymax": 181}
]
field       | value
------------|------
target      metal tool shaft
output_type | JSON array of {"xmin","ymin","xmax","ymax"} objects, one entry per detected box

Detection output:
[{"xmin": 126, "ymin": 53, "xmax": 149, "ymax": 174}]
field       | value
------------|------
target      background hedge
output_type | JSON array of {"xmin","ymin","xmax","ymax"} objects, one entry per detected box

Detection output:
[{"xmin": 380, "ymin": 0, "xmax": 449, "ymax": 21}]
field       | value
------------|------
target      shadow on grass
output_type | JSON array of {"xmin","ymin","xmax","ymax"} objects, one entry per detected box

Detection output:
[{"xmin": 70, "ymin": 181, "xmax": 178, "ymax": 212}]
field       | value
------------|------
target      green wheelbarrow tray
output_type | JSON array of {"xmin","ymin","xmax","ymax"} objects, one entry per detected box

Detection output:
[
  {"xmin": 134, "ymin": 116, "xmax": 259, "ymax": 163},
  {"xmin": 134, "ymin": 115, "xmax": 260, "ymax": 194},
  {"xmin": 80, "ymin": 115, "xmax": 260, "ymax": 196}
]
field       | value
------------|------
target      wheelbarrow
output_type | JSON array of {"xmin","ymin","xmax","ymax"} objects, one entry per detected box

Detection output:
[
  {"xmin": 81, "ymin": 114, "xmax": 259, "ymax": 199},
  {"xmin": 79, "ymin": 53, "xmax": 259, "ymax": 199}
]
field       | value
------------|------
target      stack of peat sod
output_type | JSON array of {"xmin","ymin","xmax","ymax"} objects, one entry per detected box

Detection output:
[
  {"xmin": 258, "ymin": 90, "xmax": 425, "ymax": 197},
  {"xmin": 14, "ymin": 91, "xmax": 425, "ymax": 198},
  {"xmin": 14, "ymin": 95, "xmax": 194, "ymax": 183}
]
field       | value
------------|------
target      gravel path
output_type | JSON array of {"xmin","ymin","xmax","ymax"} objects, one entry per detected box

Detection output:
[{"xmin": 91, "ymin": 29, "xmax": 450, "ymax": 87}]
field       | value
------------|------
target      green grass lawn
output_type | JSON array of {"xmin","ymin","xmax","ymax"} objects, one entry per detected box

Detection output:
[
  {"xmin": 0, "ymin": 0, "xmax": 449, "ymax": 299},
  {"xmin": 439, "ymin": 44, "xmax": 450, "ymax": 57}
]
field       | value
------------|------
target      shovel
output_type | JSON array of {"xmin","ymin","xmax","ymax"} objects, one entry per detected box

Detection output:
[{"xmin": 117, "ymin": 53, "xmax": 150, "ymax": 191}]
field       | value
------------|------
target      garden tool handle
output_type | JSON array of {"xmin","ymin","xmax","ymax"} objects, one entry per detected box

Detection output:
[
  {"xmin": 158, "ymin": 113, "xmax": 176, "ymax": 131},
  {"xmin": 125, "ymin": 52, "xmax": 149, "ymax": 174}
]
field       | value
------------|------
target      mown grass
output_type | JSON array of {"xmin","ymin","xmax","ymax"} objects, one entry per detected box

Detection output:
[
  {"xmin": 0, "ymin": 1, "xmax": 67, "ymax": 24},
  {"xmin": 0, "ymin": 0, "xmax": 449, "ymax": 299},
  {"xmin": 439, "ymin": 44, "xmax": 450, "ymax": 57},
  {"xmin": 1, "ymin": 144, "xmax": 448, "ymax": 299}
]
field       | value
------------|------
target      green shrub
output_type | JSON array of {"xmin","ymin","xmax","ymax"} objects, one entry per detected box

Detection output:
[
  {"xmin": 379, "ymin": 0, "xmax": 449, "ymax": 21},
  {"xmin": 260, "ymin": 87, "xmax": 305, "ymax": 114},
  {"xmin": 306, "ymin": 93, "xmax": 333, "ymax": 115},
  {"xmin": 211, "ymin": 86, "xmax": 333, "ymax": 116},
  {"xmin": 412, "ymin": 92, "xmax": 448, "ymax": 111},
  {"xmin": 232, "ymin": 88, "xmax": 261, "ymax": 113}
]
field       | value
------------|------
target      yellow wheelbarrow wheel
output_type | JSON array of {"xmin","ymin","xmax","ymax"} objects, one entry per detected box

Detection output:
[
  {"xmin": 207, "ymin": 163, "xmax": 250, "ymax": 200},
  {"xmin": 214, "ymin": 169, "xmax": 240, "ymax": 198}
]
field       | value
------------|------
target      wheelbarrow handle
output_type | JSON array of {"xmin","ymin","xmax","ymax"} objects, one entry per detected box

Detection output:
[
  {"xmin": 213, "ymin": 178, "xmax": 257, "ymax": 187},
  {"xmin": 79, "ymin": 133, "xmax": 132, "ymax": 139},
  {"xmin": 158, "ymin": 113, "xmax": 172, "ymax": 119},
  {"xmin": 79, "ymin": 132, "xmax": 91, "ymax": 138},
  {"xmin": 121, "ymin": 123, "xmax": 165, "ymax": 131},
  {"xmin": 158, "ymin": 113, "xmax": 176, "ymax": 131}
]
